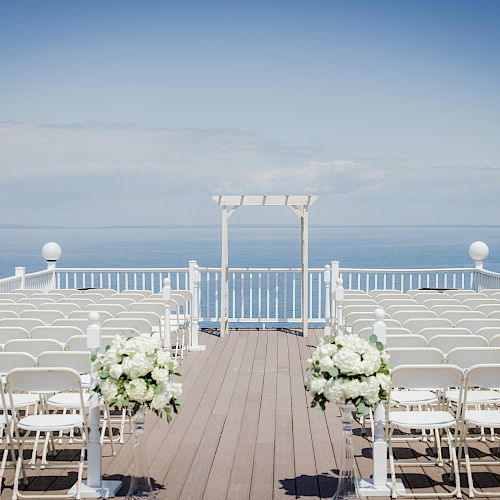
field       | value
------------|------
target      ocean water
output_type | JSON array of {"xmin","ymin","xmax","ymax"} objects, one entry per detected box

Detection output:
[{"xmin": 1, "ymin": 225, "xmax": 500, "ymax": 279}]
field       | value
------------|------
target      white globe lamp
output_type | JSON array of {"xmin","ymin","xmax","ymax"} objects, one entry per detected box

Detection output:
[
  {"xmin": 469, "ymin": 241, "xmax": 489, "ymax": 269},
  {"xmin": 42, "ymin": 242, "xmax": 62, "ymax": 270}
]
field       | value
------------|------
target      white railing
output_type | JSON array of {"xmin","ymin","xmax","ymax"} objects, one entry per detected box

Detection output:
[
  {"xmin": 337, "ymin": 267, "xmax": 477, "ymax": 292},
  {"xmin": 24, "ymin": 269, "xmax": 55, "ymax": 291},
  {"xmin": 475, "ymin": 268, "xmax": 500, "ymax": 291},
  {"xmin": 55, "ymin": 268, "xmax": 189, "ymax": 293},
  {"xmin": 198, "ymin": 267, "xmax": 325, "ymax": 323},
  {"xmin": 0, "ymin": 275, "xmax": 23, "ymax": 293}
]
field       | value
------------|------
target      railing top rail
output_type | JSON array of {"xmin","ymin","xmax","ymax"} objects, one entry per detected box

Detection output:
[
  {"xmin": 200, "ymin": 267, "xmax": 320, "ymax": 272},
  {"xmin": 25, "ymin": 269, "xmax": 54, "ymax": 277},
  {"xmin": 56, "ymin": 267, "xmax": 189, "ymax": 272},
  {"xmin": 339, "ymin": 267, "xmax": 476, "ymax": 273},
  {"xmin": 0, "ymin": 274, "xmax": 22, "ymax": 283},
  {"xmin": 474, "ymin": 268, "xmax": 500, "ymax": 277}
]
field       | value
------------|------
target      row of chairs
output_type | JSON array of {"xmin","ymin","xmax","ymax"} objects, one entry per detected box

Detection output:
[{"xmin": 387, "ymin": 363, "xmax": 500, "ymax": 498}]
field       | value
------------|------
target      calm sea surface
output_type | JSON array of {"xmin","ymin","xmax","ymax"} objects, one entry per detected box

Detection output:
[{"xmin": 1, "ymin": 226, "xmax": 499, "ymax": 278}]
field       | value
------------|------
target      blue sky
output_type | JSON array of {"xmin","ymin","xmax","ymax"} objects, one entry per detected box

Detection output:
[{"xmin": 1, "ymin": 0, "xmax": 499, "ymax": 226}]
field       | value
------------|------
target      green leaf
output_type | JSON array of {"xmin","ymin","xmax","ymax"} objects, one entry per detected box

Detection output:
[
  {"xmin": 323, "ymin": 335, "xmax": 334, "ymax": 344},
  {"xmin": 376, "ymin": 342, "xmax": 384, "ymax": 351},
  {"xmin": 369, "ymin": 334, "xmax": 378, "ymax": 344},
  {"xmin": 100, "ymin": 370, "xmax": 109, "ymax": 379},
  {"xmin": 328, "ymin": 366, "xmax": 339, "ymax": 378}
]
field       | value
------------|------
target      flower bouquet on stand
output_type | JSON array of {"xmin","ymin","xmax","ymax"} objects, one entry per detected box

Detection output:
[
  {"xmin": 305, "ymin": 333, "xmax": 390, "ymax": 500},
  {"xmin": 92, "ymin": 335, "xmax": 182, "ymax": 499}
]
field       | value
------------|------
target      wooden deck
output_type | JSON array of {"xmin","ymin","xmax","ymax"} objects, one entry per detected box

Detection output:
[{"xmin": 2, "ymin": 328, "xmax": 500, "ymax": 499}]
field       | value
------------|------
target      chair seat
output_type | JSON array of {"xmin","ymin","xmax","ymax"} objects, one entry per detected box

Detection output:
[
  {"xmin": 48, "ymin": 392, "xmax": 90, "ymax": 409},
  {"xmin": 390, "ymin": 410, "xmax": 456, "ymax": 429},
  {"xmin": 447, "ymin": 389, "xmax": 500, "ymax": 404},
  {"xmin": 0, "ymin": 393, "xmax": 40, "ymax": 409},
  {"xmin": 17, "ymin": 413, "xmax": 84, "ymax": 432},
  {"xmin": 465, "ymin": 409, "xmax": 500, "ymax": 427},
  {"xmin": 391, "ymin": 390, "xmax": 437, "ymax": 405}
]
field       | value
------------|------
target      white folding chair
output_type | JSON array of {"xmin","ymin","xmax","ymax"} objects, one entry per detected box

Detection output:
[
  {"xmin": 392, "ymin": 310, "xmax": 438, "ymax": 325},
  {"xmin": 385, "ymin": 335, "xmax": 427, "ymax": 348},
  {"xmin": 475, "ymin": 304, "xmax": 500, "ymax": 316},
  {"xmin": 69, "ymin": 310, "xmax": 113, "ymax": 323},
  {"xmin": 18, "ymin": 298, "xmax": 57, "ymax": 307},
  {"xmin": 0, "ymin": 293, "xmax": 26, "ymax": 301},
  {"xmin": 102, "ymin": 318, "xmax": 153, "ymax": 335},
  {"xmin": 39, "ymin": 302, "xmax": 81, "ymax": 315},
  {"xmin": 52, "ymin": 318, "xmax": 88, "ymax": 333},
  {"xmin": 85, "ymin": 303, "xmax": 127, "ymax": 316},
  {"xmin": 0, "ymin": 304, "xmax": 36, "ymax": 315},
  {"xmin": 369, "ymin": 290, "xmax": 403, "ymax": 298},
  {"xmin": 387, "ymin": 365, "xmax": 464, "ymax": 498},
  {"xmin": 116, "ymin": 311, "xmax": 161, "ymax": 333},
  {"xmin": 0, "ymin": 318, "xmax": 45, "ymax": 332},
  {"xmin": 430, "ymin": 305, "xmax": 472, "ymax": 315},
  {"xmin": 81, "ymin": 289, "xmax": 116, "ymax": 297},
  {"xmin": 403, "ymin": 317, "xmax": 454, "ymax": 335},
  {"xmin": 20, "ymin": 310, "xmax": 66, "ymax": 325},
  {"xmin": 0, "ymin": 311, "xmax": 20, "ymax": 320},
  {"xmin": 458, "ymin": 365, "xmax": 500, "ymax": 497},
  {"xmin": 4, "ymin": 339, "xmax": 64, "ymax": 357},
  {"xmin": 438, "ymin": 311, "xmax": 485, "ymax": 325},
  {"xmin": 413, "ymin": 293, "xmax": 451, "ymax": 304},
  {"xmin": 31, "ymin": 326, "xmax": 83, "ymax": 344},
  {"xmin": 121, "ymin": 290, "xmax": 153, "ymax": 298},
  {"xmin": 488, "ymin": 311, "xmax": 500, "ymax": 320},
  {"xmin": 59, "ymin": 298, "xmax": 95, "ymax": 308},
  {"xmin": 47, "ymin": 289, "xmax": 80, "ymax": 297},
  {"xmin": 352, "ymin": 318, "xmax": 401, "ymax": 335},
  {"xmin": 428, "ymin": 335, "xmax": 488, "ymax": 354},
  {"xmin": 6, "ymin": 367, "xmax": 88, "ymax": 499},
  {"xmin": 0, "ymin": 327, "xmax": 30, "ymax": 345},
  {"xmin": 98, "ymin": 297, "xmax": 135, "ymax": 307},
  {"xmin": 11, "ymin": 290, "xmax": 39, "ymax": 297},
  {"xmin": 110, "ymin": 292, "xmax": 145, "ymax": 302},
  {"xmin": 444, "ymin": 290, "xmax": 477, "ymax": 298},
  {"xmin": 455, "ymin": 318, "xmax": 500, "ymax": 334},
  {"xmin": 66, "ymin": 335, "xmax": 116, "ymax": 352},
  {"xmin": 418, "ymin": 327, "xmax": 472, "ymax": 343}
]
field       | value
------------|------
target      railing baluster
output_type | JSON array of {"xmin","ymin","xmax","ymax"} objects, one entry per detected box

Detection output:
[{"xmin": 249, "ymin": 273, "xmax": 253, "ymax": 320}]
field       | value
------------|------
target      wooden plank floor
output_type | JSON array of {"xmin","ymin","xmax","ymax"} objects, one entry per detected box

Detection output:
[{"xmin": 2, "ymin": 328, "xmax": 500, "ymax": 499}]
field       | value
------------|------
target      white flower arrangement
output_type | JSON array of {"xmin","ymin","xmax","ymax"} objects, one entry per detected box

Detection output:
[
  {"xmin": 305, "ymin": 333, "xmax": 390, "ymax": 417},
  {"xmin": 92, "ymin": 335, "xmax": 182, "ymax": 421}
]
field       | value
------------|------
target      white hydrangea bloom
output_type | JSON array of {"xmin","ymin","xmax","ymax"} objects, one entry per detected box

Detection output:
[
  {"xmin": 125, "ymin": 378, "xmax": 148, "ymax": 403},
  {"xmin": 323, "ymin": 379, "xmax": 344, "ymax": 403},
  {"xmin": 109, "ymin": 363, "xmax": 124, "ymax": 379},
  {"xmin": 101, "ymin": 379, "xmax": 119, "ymax": 401},
  {"xmin": 319, "ymin": 356, "xmax": 335, "ymax": 371},
  {"xmin": 309, "ymin": 377, "xmax": 327, "ymax": 394},
  {"xmin": 122, "ymin": 353, "xmax": 154, "ymax": 378}
]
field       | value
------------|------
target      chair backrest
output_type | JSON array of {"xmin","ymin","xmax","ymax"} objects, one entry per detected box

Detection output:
[
  {"xmin": 0, "ymin": 352, "xmax": 37, "ymax": 373},
  {"xmin": 11, "ymin": 289, "xmax": 38, "ymax": 297},
  {"xmin": 488, "ymin": 311, "xmax": 500, "ymax": 320},
  {"xmin": 385, "ymin": 305, "xmax": 429, "ymax": 316},
  {"xmin": 121, "ymin": 290, "xmax": 153, "ymax": 297},
  {"xmin": 418, "ymin": 327, "xmax": 471, "ymax": 341},
  {"xmin": 421, "ymin": 299, "xmax": 460, "ymax": 308},
  {"xmin": 453, "ymin": 293, "xmax": 488, "ymax": 302},
  {"xmin": 59, "ymin": 298, "xmax": 95, "ymax": 308},
  {"xmin": 74, "ymin": 293, "xmax": 106, "ymax": 302},
  {"xmin": 18, "ymin": 297, "xmax": 57, "ymax": 306},
  {"xmin": 7, "ymin": 367, "xmax": 83, "ymax": 394},
  {"xmin": 0, "ymin": 303, "xmax": 36, "ymax": 314},
  {"xmin": 403, "ymin": 318, "xmax": 454, "ymax": 335},
  {"xmin": 128, "ymin": 302, "xmax": 165, "ymax": 315},
  {"xmin": 30, "ymin": 292, "xmax": 62, "ymax": 299},
  {"xmin": 4, "ymin": 338, "xmax": 64, "ymax": 356},
  {"xmin": 447, "ymin": 348, "xmax": 500, "ymax": 369},
  {"xmin": 52, "ymin": 318, "xmax": 88, "ymax": 332},
  {"xmin": 110, "ymin": 292, "xmax": 146, "ymax": 302},
  {"xmin": 351, "ymin": 318, "xmax": 401, "ymax": 335},
  {"xmin": 407, "ymin": 289, "xmax": 440, "ymax": 297},
  {"xmin": 455, "ymin": 318, "xmax": 500, "ymax": 334},
  {"xmin": 379, "ymin": 298, "xmax": 418, "ymax": 309},
  {"xmin": 430, "ymin": 304, "xmax": 472, "ymax": 314},
  {"xmin": 0, "ymin": 293, "xmax": 27, "ymax": 301},
  {"xmin": 102, "ymin": 318, "xmax": 152, "ymax": 334},
  {"xmin": 343, "ymin": 304, "xmax": 378, "ymax": 317},
  {"xmin": 31, "ymin": 326, "xmax": 83, "ymax": 343},
  {"xmin": 475, "ymin": 304, "xmax": 500, "ymax": 316},
  {"xmin": 465, "ymin": 364, "xmax": 500, "ymax": 391},
  {"xmin": 20, "ymin": 310, "xmax": 66, "ymax": 324},
  {"xmin": 0, "ymin": 310, "xmax": 20, "ymax": 320},
  {"xmin": 66, "ymin": 334, "xmax": 116, "ymax": 351},
  {"xmin": 116, "ymin": 311, "xmax": 161, "ymax": 327},
  {"xmin": 390, "ymin": 364, "xmax": 463, "ymax": 392},
  {"xmin": 385, "ymin": 334, "xmax": 427, "ymax": 348},
  {"xmin": 37, "ymin": 351, "xmax": 91, "ymax": 374},
  {"xmin": 462, "ymin": 298, "xmax": 500, "ymax": 308},
  {"xmin": 444, "ymin": 289, "xmax": 477, "ymax": 297},
  {"xmin": 100, "ymin": 327, "xmax": 140, "ymax": 337},
  {"xmin": 392, "ymin": 310, "xmax": 438, "ymax": 325},
  {"xmin": 343, "ymin": 298, "xmax": 378, "ymax": 307},
  {"xmin": 69, "ymin": 310, "xmax": 113, "ymax": 322},
  {"xmin": 476, "ymin": 327, "xmax": 500, "ymax": 342},
  {"xmin": 413, "ymin": 293, "xmax": 451, "ymax": 304},
  {"xmin": 99, "ymin": 297, "xmax": 136, "ymax": 307},
  {"xmin": 86, "ymin": 303, "xmax": 127, "ymax": 315},
  {"xmin": 369, "ymin": 290, "xmax": 403, "ymax": 298},
  {"xmin": 387, "ymin": 347, "xmax": 445, "ymax": 366},
  {"xmin": 489, "ymin": 335, "xmax": 500, "ymax": 348},
  {"xmin": 0, "ymin": 317, "xmax": 45, "ymax": 331},
  {"xmin": 489, "ymin": 292, "xmax": 500, "ymax": 301},
  {"xmin": 50, "ymin": 289, "xmax": 81, "ymax": 297},
  {"xmin": 480, "ymin": 289, "xmax": 500, "ymax": 297},
  {"xmin": 429, "ymin": 335, "xmax": 488, "ymax": 354},
  {"xmin": 0, "ymin": 326, "xmax": 30, "ymax": 344},
  {"xmin": 39, "ymin": 302, "xmax": 81, "ymax": 315},
  {"xmin": 438, "ymin": 310, "xmax": 486, "ymax": 325}
]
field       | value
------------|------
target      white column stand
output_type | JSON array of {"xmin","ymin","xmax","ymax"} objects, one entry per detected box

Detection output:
[
  {"xmin": 15, "ymin": 267, "xmax": 26, "ymax": 289},
  {"xmin": 163, "ymin": 278, "xmax": 172, "ymax": 351},
  {"xmin": 335, "ymin": 278, "xmax": 344, "ymax": 333},
  {"xmin": 189, "ymin": 262, "xmax": 205, "ymax": 351},
  {"xmin": 359, "ymin": 308, "xmax": 405, "ymax": 497},
  {"xmin": 469, "ymin": 241, "xmax": 489, "ymax": 291},
  {"xmin": 323, "ymin": 265, "xmax": 331, "ymax": 335},
  {"xmin": 69, "ymin": 312, "xmax": 121, "ymax": 498},
  {"xmin": 42, "ymin": 242, "xmax": 61, "ymax": 291}
]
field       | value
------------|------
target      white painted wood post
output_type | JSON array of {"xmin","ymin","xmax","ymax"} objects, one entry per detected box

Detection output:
[
  {"xmin": 323, "ymin": 264, "xmax": 331, "ymax": 335},
  {"xmin": 41, "ymin": 242, "xmax": 61, "ymax": 291},
  {"xmin": 469, "ymin": 241, "xmax": 489, "ymax": 292},
  {"xmin": 14, "ymin": 267, "xmax": 25, "ymax": 289},
  {"xmin": 221, "ymin": 206, "xmax": 229, "ymax": 338},
  {"xmin": 359, "ymin": 307, "xmax": 404, "ymax": 496},
  {"xmin": 71, "ymin": 312, "xmax": 121, "ymax": 497},
  {"xmin": 189, "ymin": 262, "xmax": 206, "ymax": 351},
  {"xmin": 163, "ymin": 277, "xmax": 172, "ymax": 350},
  {"xmin": 335, "ymin": 278, "xmax": 344, "ymax": 333}
]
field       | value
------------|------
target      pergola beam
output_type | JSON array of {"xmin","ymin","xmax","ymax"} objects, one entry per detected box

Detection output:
[{"xmin": 213, "ymin": 194, "xmax": 318, "ymax": 337}]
